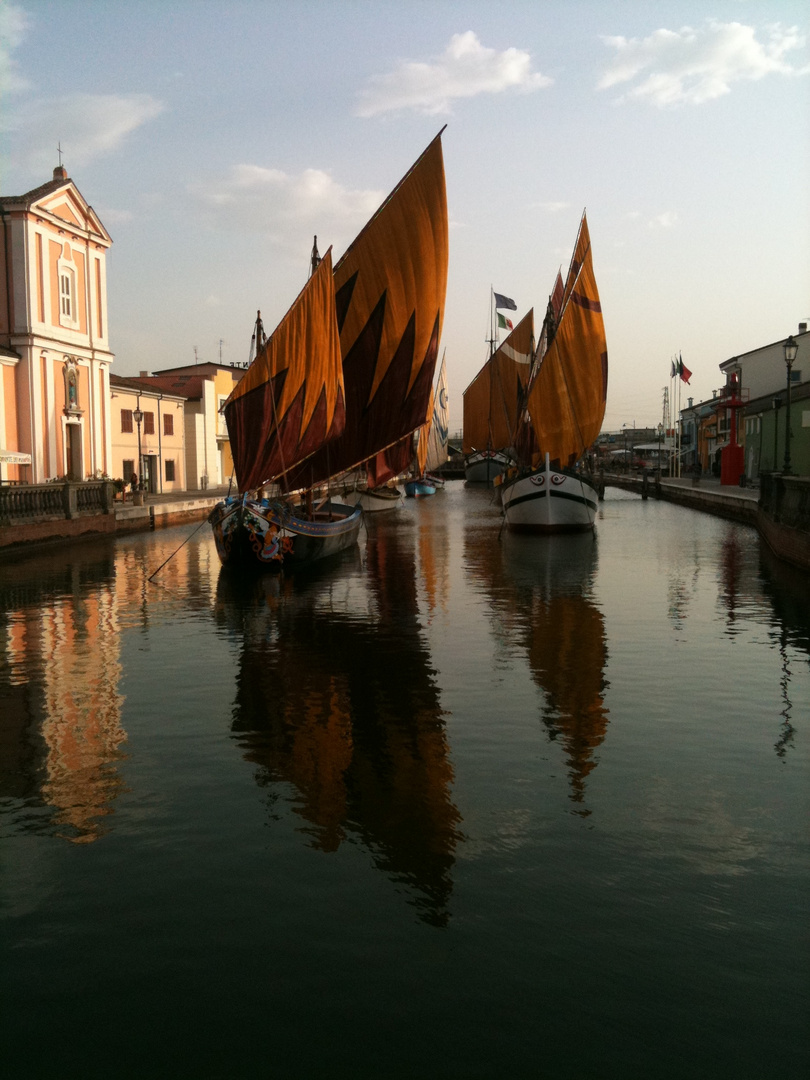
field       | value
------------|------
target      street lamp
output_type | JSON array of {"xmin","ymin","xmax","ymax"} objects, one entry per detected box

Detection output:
[
  {"xmin": 133, "ymin": 405, "xmax": 143, "ymax": 490},
  {"xmin": 783, "ymin": 335, "xmax": 798, "ymax": 474},
  {"xmin": 657, "ymin": 422, "xmax": 663, "ymax": 473},
  {"xmin": 772, "ymin": 397, "xmax": 782, "ymax": 471}
]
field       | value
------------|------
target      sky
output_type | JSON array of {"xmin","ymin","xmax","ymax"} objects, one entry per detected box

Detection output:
[{"xmin": 2, "ymin": 0, "xmax": 808, "ymax": 432}]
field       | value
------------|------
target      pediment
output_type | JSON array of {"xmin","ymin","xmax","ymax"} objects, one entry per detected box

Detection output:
[{"xmin": 33, "ymin": 185, "xmax": 112, "ymax": 245}]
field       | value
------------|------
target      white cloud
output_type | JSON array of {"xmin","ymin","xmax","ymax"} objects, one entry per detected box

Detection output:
[
  {"xmin": 190, "ymin": 165, "xmax": 384, "ymax": 248},
  {"xmin": 649, "ymin": 211, "xmax": 678, "ymax": 229},
  {"xmin": 2, "ymin": 93, "xmax": 165, "ymax": 174},
  {"xmin": 0, "ymin": 2, "xmax": 29, "ymax": 94},
  {"xmin": 598, "ymin": 20, "xmax": 808, "ymax": 106},
  {"xmin": 0, "ymin": 6, "xmax": 164, "ymax": 177},
  {"xmin": 357, "ymin": 30, "xmax": 552, "ymax": 117}
]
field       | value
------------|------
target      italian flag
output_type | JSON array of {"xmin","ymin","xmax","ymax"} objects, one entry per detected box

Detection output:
[{"xmin": 497, "ymin": 313, "xmax": 513, "ymax": 330}]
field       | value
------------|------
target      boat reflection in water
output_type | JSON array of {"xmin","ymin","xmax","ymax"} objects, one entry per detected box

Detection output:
[
  {"xmin": 216, "ymin": 526, "xmax": 462, "ymax": 926},
  {"xmin": 0, "ymin": 545, "xmax": 127, "ymax": 844},
  {"xmin": 467, "ymin": 529, "xmax": 609, "ymax": 814}
]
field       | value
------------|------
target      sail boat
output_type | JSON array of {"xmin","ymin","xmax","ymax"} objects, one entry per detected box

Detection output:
[
  {"xmin": 404, "ymin": 394, "xmax": 436, "ymax": 497},
  {"xmin": 462, "ymin": 309, "xmax": 535, "ymax": 483},
  {"xmin": 209, "ymin": 131, "xmax": 449, "ymax": 568},
  {"xmin": 499, "ymin": 211, "xmax": 608, "ymax": 532},
  {"xmin": 425, "ymin": 351, "xmax": 449, "ymax": 485}
]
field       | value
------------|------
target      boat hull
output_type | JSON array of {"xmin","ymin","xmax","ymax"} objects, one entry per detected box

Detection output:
[
  {"xmin": 501, "ymin": 466, "xmax": 599, "ymax": 533},
  {"xmin": 404, "ymin": 479, "xmax": 437, "ymax": 497},
  {"xmin": 464, "ymin": 451, "xmax": 510, "ymax": 485},
  {"xmin": 210, "ymin": 497, "xmax": 363, "ymax": 570},
  {"xmin": 341, "ymin": 486, "xmax": 403, "ymax": 512}
]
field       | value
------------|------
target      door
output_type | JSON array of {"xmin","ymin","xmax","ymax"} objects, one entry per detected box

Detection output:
[{"xmin": 66, "ymin": 423, "xmax": 82, "ymax": 480}]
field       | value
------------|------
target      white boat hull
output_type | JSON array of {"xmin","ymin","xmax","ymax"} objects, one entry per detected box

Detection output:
[
  {"xmin": 341, "ymin": 486, "xmax": 403, "ymax": 512},
  {"xmin": 501, "ymin": 466, "xmax": 599, "ymax": 532},
  {"xmin": 464, "ymin": 451, "xmax": 510, "ymax": 485}
]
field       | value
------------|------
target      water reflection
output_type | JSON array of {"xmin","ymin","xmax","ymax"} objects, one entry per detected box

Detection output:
[
  {"xmin": 216, "ymin": 525, "xmax": 462, "ymax": 926},
  {"xmin": 0, "ymin": 545, "xmax": 126, "ymax": 843},
  {"xmin": 465, "ymin": 530, "xmax": 610, "ymax": 813}
]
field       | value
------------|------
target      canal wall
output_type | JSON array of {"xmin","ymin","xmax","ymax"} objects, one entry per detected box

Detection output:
[
  {"xmin": 603, "ymin": 472, "xmax": 759, "ymax": 526},
  {"xmin": 0, "ymin": 481, "xmax": 222, "ymax": 553},
  {"xmin": 757, "ymin": 474, "xmax": 810, "ymax": 572}
]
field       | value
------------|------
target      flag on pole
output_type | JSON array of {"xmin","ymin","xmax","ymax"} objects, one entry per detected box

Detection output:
[
  {"xmin": 670, "ymin": 360, "xmax": 678, "ymax": 378},
  {"xmin": 678, "ymin": 355, "xmax": 692, "ymax": 384},
  {"xmin": 497, "ymin": 313, "xmax": 514, "ymax": 331},
  {"xmin": 493, "ymin": 292, "xmax": 517, "ymax": 310}
]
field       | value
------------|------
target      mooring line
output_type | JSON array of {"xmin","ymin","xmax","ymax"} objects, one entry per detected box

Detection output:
[{"xmin": 147, "ymin": 518, "xmax": 210, "ymax": 582}]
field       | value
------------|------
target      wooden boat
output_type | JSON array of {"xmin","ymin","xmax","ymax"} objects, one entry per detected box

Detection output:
[
  {"xmin": 341, "ymin": 483, "xmax": 403, "ymax": 512},
  {"xmin": 404, "ymin": 478, "xmax": 437, "ymax": 498},
  {"xmin": 210, "ymin": 131, "xmax": 449, "ymax": 568},
  {"xmin": 499, "ymin": 212, "xmax": 608, "ymax": 533},
  {"xmin": 462, "ymin": 308, "xmax": 534, "ymax": 484}
]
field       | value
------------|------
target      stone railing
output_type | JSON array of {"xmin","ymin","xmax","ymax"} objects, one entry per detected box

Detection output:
[{"xmin": 0, "ymin": 480, "xmax": 117, "ymax": 524}]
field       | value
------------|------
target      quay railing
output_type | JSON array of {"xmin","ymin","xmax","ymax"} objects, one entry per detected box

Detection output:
[{"xmin": 0, "ymin": 480, "xmax": 117, "ymax": 525}]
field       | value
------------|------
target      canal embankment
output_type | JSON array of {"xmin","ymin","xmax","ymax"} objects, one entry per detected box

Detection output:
[{"xmin": 0, "ymin": 479, "xmax": 227, "ymax": 553}]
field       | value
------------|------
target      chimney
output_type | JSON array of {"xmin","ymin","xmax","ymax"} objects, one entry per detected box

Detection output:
[
  {"xmin": 53, "ymin": 165, "xmax": 68, "ymax": 182},
  {"xmin": 799, "ymin": 322, "xmax": 807, "ymax": 334},
  {"xmin": 140, "ymin": 370, "xmax": 151, "ymax": 378}
]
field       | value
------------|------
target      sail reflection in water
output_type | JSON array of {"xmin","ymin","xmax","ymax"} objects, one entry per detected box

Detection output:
[
  {"xmin": 0, "ymin": 548, "xmax": 126, "ymax": 843},
  {"xmin": 216, "ymin": 524, "xmax": 462, "ymax": 926},
  {"xmin": 466, "ymin": 529, "xmax": 609, "ymax": 813}
]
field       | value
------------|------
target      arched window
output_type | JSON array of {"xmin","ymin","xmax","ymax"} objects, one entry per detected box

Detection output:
[{"xmin": 57, "ymin": 246, "xmax": 79, "ymax": 330}]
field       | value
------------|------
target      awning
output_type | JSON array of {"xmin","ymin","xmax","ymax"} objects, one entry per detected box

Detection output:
[{"xmin": 0, "ymin": 449, "xmax": 32, "ymax": 464}]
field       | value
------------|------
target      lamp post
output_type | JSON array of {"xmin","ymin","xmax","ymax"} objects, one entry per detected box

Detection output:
[
  {"xmin": 772, "ymin": 397, "xmax": 781, "ymax": 471},
  {"xmin": 657, "ymin": 422, "xmax": 663, "ymax": 474},
  {"xmin": 783, "ymin": 335, "xmax": 798, "ymax": 474},
  {"xmin": 133, "ymin": 405, "xmax": 143, "ymax": 490}
]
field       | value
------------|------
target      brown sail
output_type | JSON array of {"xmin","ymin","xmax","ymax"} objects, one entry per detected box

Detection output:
[
  {"xmin": 284, "ymin": 131, "xmax": 449, "ymax": 490},
  {"xmin": 525, "ymin": 214, "xmax": 607, "ymax": 467},
  {"xmin": 223, "ymin": 250, "xmax": 344, "ymax": 492},
  {"xmin": 462, "ymin": 309, "xmax": 534, "ymax": 455}
]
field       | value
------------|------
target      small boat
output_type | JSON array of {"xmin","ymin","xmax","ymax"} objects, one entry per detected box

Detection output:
[
  {"xmin": 404, "ymin": 478, "xmax": 437, "ymax": 498},
  {"xmin": 499, "ymin": 211, "xmax": 608, "ymax": 533},
  {"xmin": 404, "ymin": 357, "xmax": 449, "ymax": 497},
  {"xmin": 341, "ymin": 483, "xmax": 403, "ymax": 512},
  {"xmin": 462, "ymin": 306, "xmax": 534, "ymax": 484},
  {"xmin": 211, "ymin": 131, "xmax": 449, "ymax": 568}
]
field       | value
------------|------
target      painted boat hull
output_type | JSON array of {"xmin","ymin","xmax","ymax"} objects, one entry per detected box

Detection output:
[
  {"xmin": 341, "ymin": 486, "xmax": 403, "ymax": 512},
  {"xmin": 464, "ymin": 451, "xmax": 510, "ymax": 485},
  {"xmin": 501, "ymin": 466, "xmax": 599, "ymax": 532},
  {"xmin": 210, "ymin": 496, "xmax": 363, "ymax": 569},
  {"xmin": 404, "ymin": 479, "xmax": 437, "ymax": 497}
]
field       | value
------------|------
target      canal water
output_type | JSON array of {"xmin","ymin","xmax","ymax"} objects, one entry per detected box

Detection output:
[{"xmin": 1, "ymin": 482, "xmax": 808, "ymax": 1079}]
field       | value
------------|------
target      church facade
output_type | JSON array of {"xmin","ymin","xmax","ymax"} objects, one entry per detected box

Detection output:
[{"xmin": 0, "ymin": 165, "xmax": 114, "ymax": 483}]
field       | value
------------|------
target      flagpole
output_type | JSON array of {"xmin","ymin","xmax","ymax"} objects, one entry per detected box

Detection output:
[{"xmin": 677, "ymin": 355, "xmax": 682, "ymax": 477}]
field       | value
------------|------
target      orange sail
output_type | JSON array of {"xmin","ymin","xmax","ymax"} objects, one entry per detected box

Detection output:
[
  {"xmin": 224, "ymin": 250, "xmax": 344, "ymax": 492},
  {"xmin": 285, "ymin": 131, "xmax": 449, "ymax": 489},
  {"xmin": 525, "ymin": 214, "xmax": 607, "ymax": 467},
  {"xmin": 462, "ymin": 309, "xmax": 534, "ymax": 454}
]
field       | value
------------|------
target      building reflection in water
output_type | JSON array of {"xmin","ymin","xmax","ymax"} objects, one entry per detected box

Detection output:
[
  {"xmin": 216, "ymin": 524, "xmax": 462, "ymax": 926},
  {"xmin": 465, "ymin": 529, "xmax": 610, "ymax": 814},
  {"xmin": 0, "ymin": 546, "xmax": 126, "ymax": 843}
]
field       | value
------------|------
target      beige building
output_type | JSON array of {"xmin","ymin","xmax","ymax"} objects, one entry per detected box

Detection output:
[
  {"xmin": 0, "ymin": 166, "xmax": 114, "ymax": 483},
  {"xmin": 109, "ymin": 374, "xmax": 187, "ymax": 493},
  {"xmin": 137, "ymin": 363, "xmax": 243, "ymax": 490}
]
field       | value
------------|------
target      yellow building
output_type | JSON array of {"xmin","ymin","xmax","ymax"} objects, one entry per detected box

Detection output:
[
  {"xmin": 109, "ymin": 374, "xmax": 187, "ymax": 493},
  {"xmin": 0, "ymin": 165, "xmax": 114, "ymax": 483},
  {"xmin": 143, "ymin": 362, "xmax": 243, "ymax": 489}
]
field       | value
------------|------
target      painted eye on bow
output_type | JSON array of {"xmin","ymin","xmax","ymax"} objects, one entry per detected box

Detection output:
[{"xmin": 551, "ymin": 474, "xmax": 566, "ymax": 485}]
